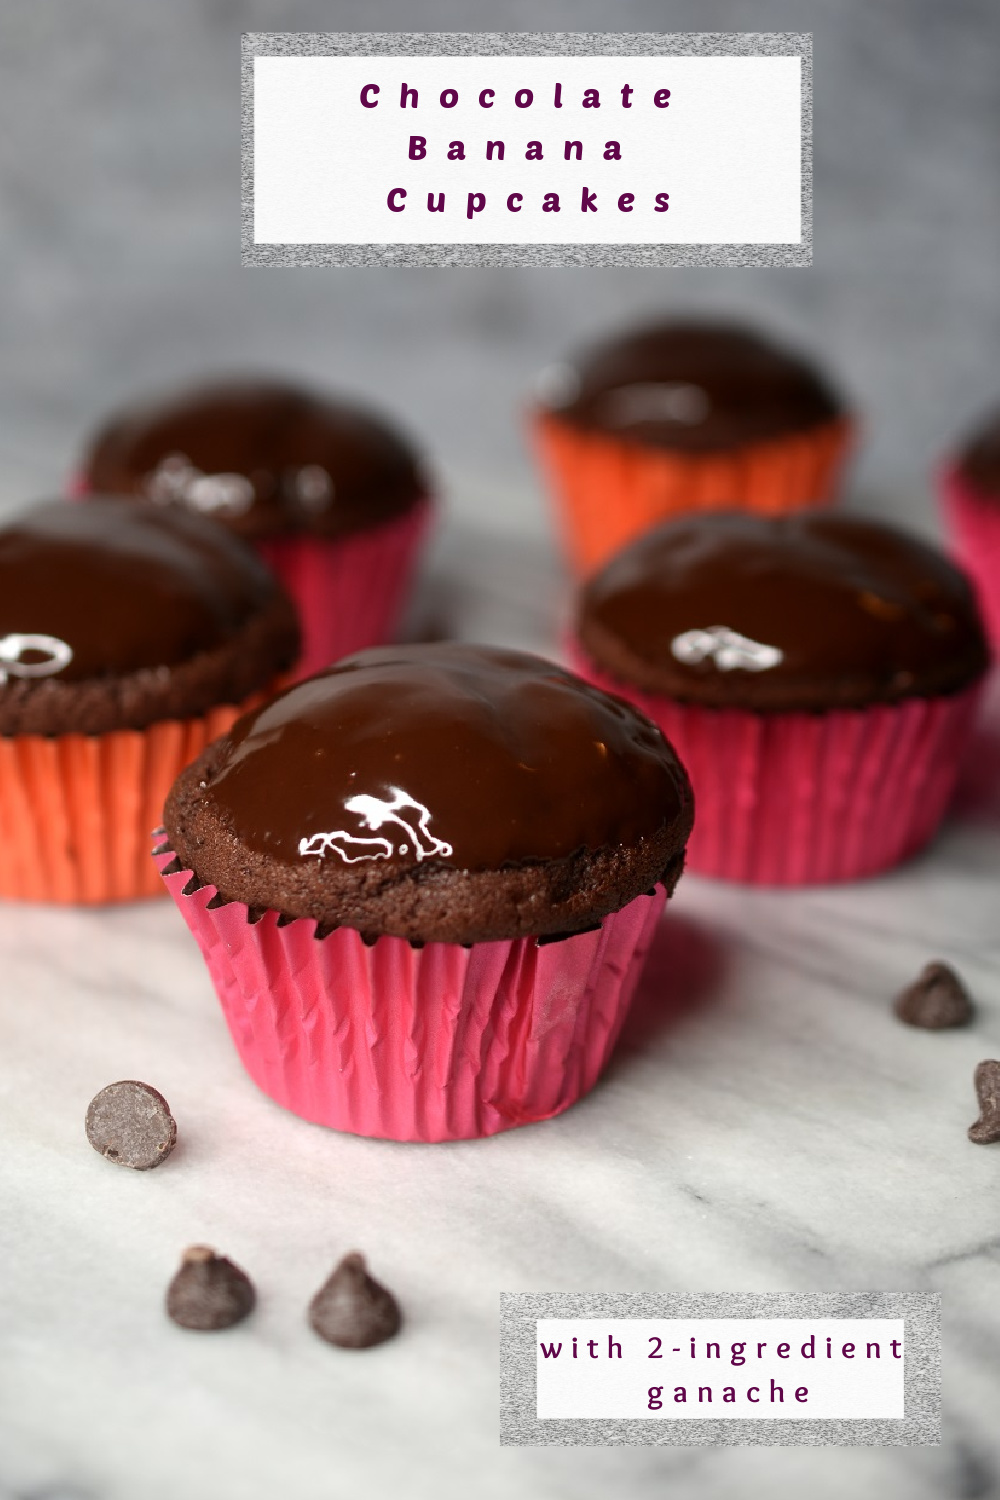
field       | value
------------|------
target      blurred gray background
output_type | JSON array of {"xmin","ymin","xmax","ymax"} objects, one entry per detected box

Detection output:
[{"xmin": 1, "ymin": 0, "xmax": 998, "ymax": 543}]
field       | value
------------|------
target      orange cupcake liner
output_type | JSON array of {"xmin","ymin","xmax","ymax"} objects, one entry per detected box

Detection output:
[
  {"xmin": 531, "ymin": 412, "xmax": 856, "ymax": 576},
  {"xmin": 0, "ymin": 697, "xmax": 266, "ymax": 905}
]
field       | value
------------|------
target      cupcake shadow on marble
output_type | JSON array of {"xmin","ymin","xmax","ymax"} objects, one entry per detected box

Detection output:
[{"xmin": 610, "ymin": 913, "xmax": 728, "ymax": 1061}]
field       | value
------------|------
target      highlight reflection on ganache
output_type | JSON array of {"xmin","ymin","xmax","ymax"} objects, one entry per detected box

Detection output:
[
  {"xmin": 298, "ymin": 787, "xmax": 454, "ymax": 865},
  {"xmin": 0, "ymin": 633, "xmax": 73, "ymax": 686},
  {"xmin": 671, "ymin": 626, "xmax": 783, "ymax": 673},
  {"xmin": 147, "ymin": 452, "xmax": 336, "ymax": 519},
  {"xmin": 147, "ymin": 453, "xmax": 256, "ymax": 517}
]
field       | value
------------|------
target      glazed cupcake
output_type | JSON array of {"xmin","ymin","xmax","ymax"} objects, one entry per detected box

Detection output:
[
  {"xmin": 77, "ymin": 377, "xmax": 433, "ymax": 678},
  {"xmin": 0, "ymin": 497, "xmax": 298, "ymax": 904},
  {"xmin": 531, "ymin": 320, "xmax": 854, "ymax": 575},
  {"xmin": 940, "ymin": 407, "xmax": 1000, "ymax": 648},
  {"xmin": 156, "ymin": 643, "xmax": 694, "ymax": 1142},
  {"xmin": 572, "ymin": 511, "xmax": 989, "ymax": 884}
]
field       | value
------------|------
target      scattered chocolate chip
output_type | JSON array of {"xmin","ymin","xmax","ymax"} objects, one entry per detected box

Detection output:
[
  {"xmin": 308, "ymin": 1252, "xmax": 402, "ymax": 1349},
  {"xmin": 969, "ymin": 1061, "xmax": 1000, "ymax": 1145},
  {"xmin": 892, "ymin": 961, "xmax": 974, "ymax": 1030},
  {"xmin": 166, "ymin": 1245, "xmax": 256, "ymax": 1330},
  {"xmin": 85, "ymin": 1080, "xmax": 177, "ymax": 1169}
]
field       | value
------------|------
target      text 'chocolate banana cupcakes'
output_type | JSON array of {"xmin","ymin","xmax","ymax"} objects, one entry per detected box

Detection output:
[
  {"xmin": 158, "ymin": 643, "xmax": 694, "ymax": 1142},
  {"xmin": 78, "ymin": 376, "xmax": 434, "ymax": 677},
  {"xmin": 573, "ymin": 510, "xmax": 989, "ymax": 884},
  {"xmin": 0, "ymin": 497, "xmax": 299, "ymax": 903}
]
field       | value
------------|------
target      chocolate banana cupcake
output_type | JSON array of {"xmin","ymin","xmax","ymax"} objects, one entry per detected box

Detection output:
[
  {"xmin": 158, "ymin": 643, "xmax": 694, "ymax": 1141},
  {"xmin": 0, "ymin": 497, "xmax": 298, "ymax": 903},
  {"xmin": 78, "ymin": 377, "xmax": 433, "ymax": 677},
  {"xmin": 573, "ymin": 511, "xmax": 989, "ymax": 884},
  {"xmin": 940, "ymin": 405, "xmax": 1000, "ymax": 648},
  {"xmin": 531, "ymin": 319, "xmax": 854, "ymax": 575}
]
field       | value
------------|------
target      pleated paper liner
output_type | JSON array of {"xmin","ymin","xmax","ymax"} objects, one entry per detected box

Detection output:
[
  {"xmin": 0, "ymin": 698, "xmax": 264, "ymax": 905},
  {"xmin": 155, "ymin": 842, "xmax": 667, "ymax": 1143},
  {"xmin": 572, "ymin": 649, "xmax": 981, "ymax": 885},
  {"xmin": 940, "ymin": 468, "xmax": 1000, "ymax": 651},
  {"xmin": 255, "ymin": 498, "xmax": 434, "ymax": 680},
  {"xmin": 532, "ymin": 413, "xmax": 855, "ymax": 577}
]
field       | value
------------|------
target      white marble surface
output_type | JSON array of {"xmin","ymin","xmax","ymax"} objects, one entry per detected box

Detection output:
[{"xmin": 0, "ymin": 519, "xmax": 999, "ymax": 1500}]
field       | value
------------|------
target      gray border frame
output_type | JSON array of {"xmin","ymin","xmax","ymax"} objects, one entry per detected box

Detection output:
[
  {"xmin": 241, "ymin": 31, "xmax": 811, "ymax": 268},
  {"xmin": 500, "ymin": 1292, "xmax": 940, "ymax": 1446}
]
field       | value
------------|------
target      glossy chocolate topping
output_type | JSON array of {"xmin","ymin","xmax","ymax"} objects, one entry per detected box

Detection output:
[
  {"xmin": 578, "ymin": 511, "xmax": 990, "ymax": 711},
  {"xmin": 955, "ymin": 407, "xmax": 1000, "ymax": 498},
  {"xmin": 0, "ymin": 497, "xmax": 285, "ymax": 683},
  {"xmin": 540, "ymin": 321, "xmax": 844, "ymax": 451},
  {"xmin": 81, "ymin": 378, "xmax": 428, "ymax": 541},
  {"xmin": 199, "ymin": 644, "xmax": 691, "ymax": 871}
]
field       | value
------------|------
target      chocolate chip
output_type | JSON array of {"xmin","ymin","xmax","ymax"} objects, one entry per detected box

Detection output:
[
  {"xmin": 892, "ymin": 961, "xmax": 974, "ymax": 1030},
  {"xmin": 308, "ymin": 1252, "xmax": 402, "ymax": 1349},
  {"xmin": 85, "ymin": 1080, "xmax": 177, "ymax": 1169},
  {"xmin": 969, "ymin": 1061, "xmax": 1000, "ymax": 1145},
  {"xmin": 166, "ymin": 1246, "xmax": 256, "ymax": 1331}
]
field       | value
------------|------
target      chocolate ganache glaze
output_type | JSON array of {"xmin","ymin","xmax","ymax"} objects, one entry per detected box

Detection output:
[
  {"xmin": 540, "ymin": 321, "xmax": 844, "ymax": 452},
  {"xmin": 955, "ymin": 407, "xmax": 1000, "ymax": 499},
  {"xmin": 0, "ymin": 498, "xmax": 299, "ymax": 736},
  {"xmin": 82, "ymin": 377, "xmax": 428, "ymax": 542},
  {"xmin": 164, "ymin": 644, "xmax": 695, "ymax": 943},
  {"xmin": 577, "ymin": 511, "xmax": 990, "ymax": 712}
]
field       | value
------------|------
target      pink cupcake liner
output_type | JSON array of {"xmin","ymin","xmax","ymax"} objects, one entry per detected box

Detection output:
[
  {"xmin": 155, "ymin": 844, "xmax": 666, "ymax": 1142},
  {"xmin": 254, "ymin": 499, "xmax": 433, "ymax": 680},
  {"xmin": 573, "ymin": 650, "xmax": 981, "ymax": 884},
  {"xmin": 940, "ymin": 468, "xmax": 1000, "ymax": 650}
]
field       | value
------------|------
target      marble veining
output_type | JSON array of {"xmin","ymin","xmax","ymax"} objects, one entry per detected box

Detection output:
[{"xmin": 0, "ymin": 517, "xmax": 997, "ymax": 1499}]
